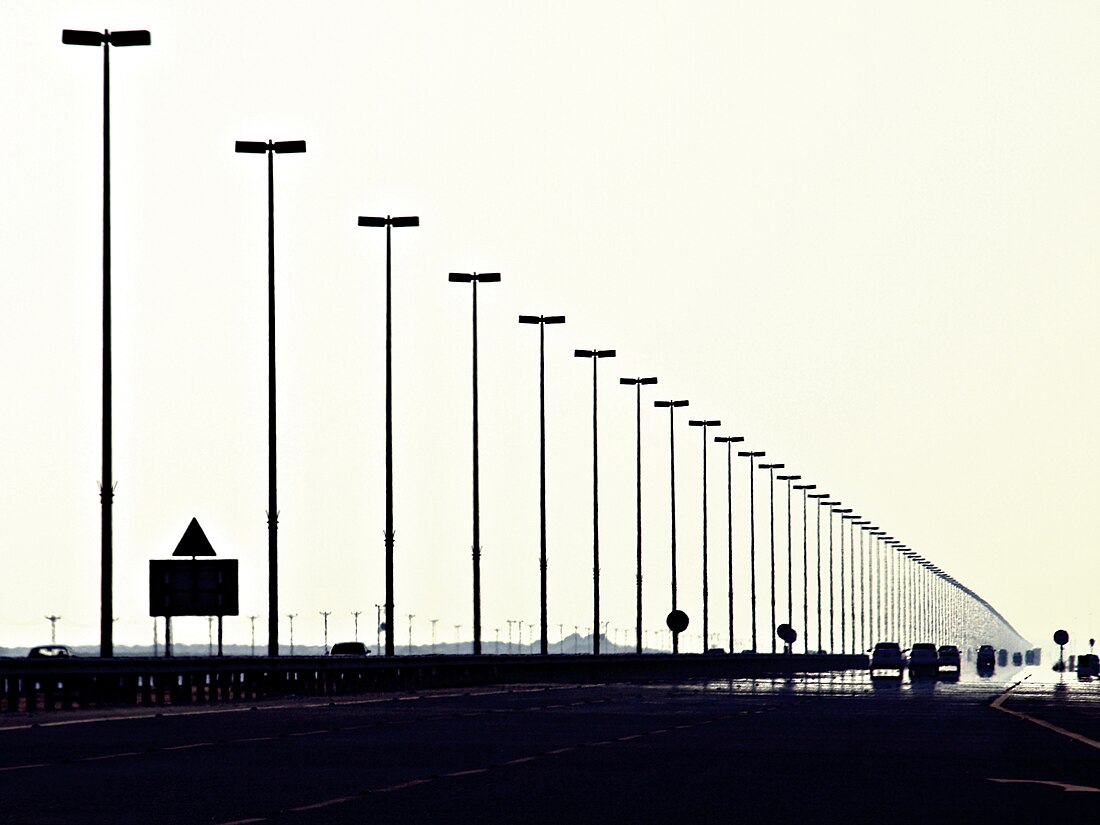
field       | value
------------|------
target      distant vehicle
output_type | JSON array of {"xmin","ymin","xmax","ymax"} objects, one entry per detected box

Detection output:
[
  {"xmin": 870, "ymin": 642, "xmax": 906, "ymax": 681},
  {"xmin": 1012, "ymin": 651, "xmax": 1023, "ymax": 667},
  {"xmin": 976, "ymin": 645, "xmax": 996, "ymax": 676},
  {"xmin": 908, "ymin": 643, "xmax": 939, "ymax": 679},
  {"xmin": 997, "ymin": 649, "xmax": 1008, "ymax": 668},
  {"xmin": 937, "ymin": 645, "xmax": 961, "ymax": 680},
  {"xmin": 1077, "ymin": 654, "xmax": 1100, "ymax": 678},
  {"xmin": 704, "ymin": 647, "xmax": 726, "ymax": 656},
  {"xmin": 328, "ymin": 641, "xmax": 370, "ymax": 656},
  {"xmin": 27, "ymin": 645, "xmax": 73, "ymax": 658}
]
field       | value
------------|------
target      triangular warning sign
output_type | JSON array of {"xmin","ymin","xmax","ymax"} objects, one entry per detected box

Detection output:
[{"xmin": 172, "ymin": 517, "xmax": 217, "ymax": 557}]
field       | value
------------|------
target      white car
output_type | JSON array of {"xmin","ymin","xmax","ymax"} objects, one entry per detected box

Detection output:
[{"xmin": 870, "ymin": 642, "xmax": 906, "ymax": 681}]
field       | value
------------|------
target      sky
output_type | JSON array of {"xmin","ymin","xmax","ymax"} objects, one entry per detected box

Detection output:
[{"xmin": 2, "ymin": 1, "xmax": 1098, "ymax": 658}]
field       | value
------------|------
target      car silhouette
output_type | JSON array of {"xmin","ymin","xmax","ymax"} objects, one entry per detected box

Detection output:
[
  {"xmin": 870, "ymin": 642, "xmax": 906, "ymax": 681},
  {"xmin": 908, "ymin": 643, "xmax": 939, "ymax": 679},
  {"xmin": 27, "ymin": 645, "xmax": 74, "ymax": 658},
  {"xmin": 328, "ymin": 641, "xmax": 370, "ymax": 656},
  {"xmin": 936, "ymin": 645, "xmax": 961, "ymax": 680},
  {"xmin": 976, "ymin": 644, "xmax": 996, "ymax": 676}
]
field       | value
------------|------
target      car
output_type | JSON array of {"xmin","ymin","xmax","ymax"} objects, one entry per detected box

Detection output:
[
  {"xmin": 937, "ymin": 645, "xmax": 961, "ymax": 680},
  {"xmin": 1012, "ymin": 651, "xmax": 1023, "ymax": 667},
  {"xmin": 976, "ymin": 644, "xmax": 996, "ymax": 676},
  {"xmin": 908, "ymin": 643, "xmax": 939, "ymax": 679},
  {"xmin": 328, "ymin": 641, "xmax": 370, "ymax": 656},
  {"xmin": 870, "ymin": 642, "xmax": 906, "ymax": 681},
  {"xmin": 1078, "ymin": 653, "xmax": 1100, "ymax": 678},
  {"xmin": 27, "ymin": 645, "xmax": 74, "ymax": 658}
]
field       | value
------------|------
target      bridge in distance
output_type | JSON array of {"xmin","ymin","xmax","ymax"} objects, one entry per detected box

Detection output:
[{"xmin": 2, "ymin": 663, "xmax": 1098, "ymax": 823}]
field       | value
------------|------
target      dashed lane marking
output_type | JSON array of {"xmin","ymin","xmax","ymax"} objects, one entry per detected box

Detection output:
[{"xmin": 210, "ymin": 705, "xmax": 781, "ymax": 825}]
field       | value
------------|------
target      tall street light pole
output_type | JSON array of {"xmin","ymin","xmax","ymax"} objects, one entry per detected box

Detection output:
[
  {"xmin": 793, "ymin": 483, "xmax": 816, "ymax": 653},
  {"xmin": 840, "ymin": 511, "xmax": 858, "ymax": 653},
  {"xmin": 776, "ymin": 474, "xmax": 801, "ymax": 630},
  {"xmin": 688, "ymin": 419, "xmax": 720, "ymax": 652},
  {"xmin": 655, "ymin": 399, "xmax": 690, "ymax": 653},
  {"xmin": 575, "ymin": 349, "xmax": 616, "ymax": 655},
  {"xmin": 449, "ymin": 272, "xmax": 501, "ymax": 655},
  {"xmin": 808, "ymin": 492, "xmax": 829, "ymax": 653},
  {"xmin": 358, "ymin": 214, "xmax": 419, "ymax": 657},
  {"xmin": 621, "ymin": 376, "xmax": 658, "ymax": 654},
  {"xmin": 62, "ymin": 26, "xmax": 151, "ymax": 659},
  {"xmin": 823, "ymin": 502, "xmax": 843, "ymax": 652},
  {"xmin": 854, "ymin": 521, "xmax": 871, "ymax": 652},
  {"xmin": 235, "ymin": 138, "xmax": 307, "ymax": 657},
  {"xmin": 520, "ymin": 315, "xmax": 566, "ymax": 656},
  {"xmin": 758, "ymin": 463, "xmax": 785, "ymax": 652},
  {"xmin": 738, "ymin": 451, "xmax": 765, "ymax": 651},
  {"xmin": 715, "ymin": 436, "xmax": 745, "ymax": 655}
]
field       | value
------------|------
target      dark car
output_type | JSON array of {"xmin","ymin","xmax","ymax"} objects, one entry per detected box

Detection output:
[
  {"xmin": 976, "ymin": 644, "xmax": 996, "ymax": 676},
  {"xmin": 908, "ymin": 643, "xmax": 939, "ymax": 679},
  {"xmin": 937, "ymin": 645, "xmax": 961, "ymax": 680},
  {"xmin": 1078, "ymin": 653, "xmax": 1100, "ymax": 678},
  {"xmin": 27, "ymin": 645, "xmax": 74, "ymax": 658},
  {"xmin": 870, "ymin": 642, "xmax": 906, "ymax": 681},
  {"xmin": 329, "ymin": 641, "xmax": 370, "ymax": 656}
]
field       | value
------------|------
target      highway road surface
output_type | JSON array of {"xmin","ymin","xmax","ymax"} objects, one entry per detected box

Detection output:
[{"xmin": 1, "ymin": 666, "xmax": 1097, "ymax": 823}]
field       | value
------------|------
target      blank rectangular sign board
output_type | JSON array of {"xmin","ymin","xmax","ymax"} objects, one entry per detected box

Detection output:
[{"xmin": 149, "ymin": 559, "xmax": 239, "ymax": 617}]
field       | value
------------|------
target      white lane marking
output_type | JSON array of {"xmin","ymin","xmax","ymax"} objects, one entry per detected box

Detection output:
[
  {"xmin": 988, "ymin": 778, "xmax": 1100, "ymax": 793},
  {"xmin": 289, "ymin": 794, "xmax": 362, "ymax": 811},
  {"xmin": 0, "ymin": 763, "xmax": 48, "ymax": 772},
  {"xmin": 991, "ymin": 686, "xmax": 1100, "ymax": 752},
  {"xmin": 444, "ymin": 768, "xmax": 490, "ymax": 777},
  {"xmin": 374, "ymin": 778, "xmax": 432, "ymax": 793},
  {"xmin": 82, "ymin": 751, "xmax": 142, "ymax": 761}
]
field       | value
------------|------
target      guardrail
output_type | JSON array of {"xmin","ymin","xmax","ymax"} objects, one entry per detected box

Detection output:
[{"xmin": 0, "ymin": 653, "xmax": 868, "ymax": 714}]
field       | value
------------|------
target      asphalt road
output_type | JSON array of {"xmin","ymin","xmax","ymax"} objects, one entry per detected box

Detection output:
[{"xmin": 2, "ymin": 667, "xmax": 1098, "ymax": 824}]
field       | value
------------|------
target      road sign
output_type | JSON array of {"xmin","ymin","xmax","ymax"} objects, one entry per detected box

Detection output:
[
  {"xmin": 172, "ymin": 517, "xmax": 217, "ymax": 557},
  {"xmin": 1054, "ymin": 629, "xmax": 1069, "ymax": 646},
  {"xmin": 149, "ymin": 559, "xmax": 239, "ymax": 617},
  {"xmin": 666, "ymin": 610, "xmax": 689, "ymax": 634}
]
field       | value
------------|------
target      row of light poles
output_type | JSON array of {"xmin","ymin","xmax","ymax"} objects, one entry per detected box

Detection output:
[{"xmin": 63, "ymin": 25, "xmax": 1025, "ymax": 661}]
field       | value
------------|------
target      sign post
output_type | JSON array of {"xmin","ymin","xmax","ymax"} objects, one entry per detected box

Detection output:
[{"xmin": 150, "ymin": 518, "xmax": 239, "ymax": 657}]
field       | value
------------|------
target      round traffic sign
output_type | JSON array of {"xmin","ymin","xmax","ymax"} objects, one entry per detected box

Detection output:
[
  {"xmin": 1054, "ymin": 629, "xmax": 1069, "ymax": 646},
  {"xmin": 666, "ymin": 610, "xmax": 689, "ymax": 633},
  {"xmin": 776, "ymin": 624, "xmax": 798, "ymax": 644}
]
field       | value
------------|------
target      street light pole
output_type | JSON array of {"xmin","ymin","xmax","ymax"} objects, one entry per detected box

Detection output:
[
  {"xmin": 62, "ymin": 26, "xmax": 151, "ymax": 659},
  {"xmin": 359, "ymin": 214, "xmax": 419, "ymax": 657},
  {"xmin": 737, "ymin": 451, "xmax": 765, "ymax": 651},
  {"xmin": 793, "ymin": 483, "xmax": 816, "ymax": 653},
  {"xmin": 520, "ymin": 314, "xmax": 567, "ymax": 655},
  {"xmin": 621, "ymin": 377, "xmax": 658, "ymax": 654},
  {"xmin": 235, "ymin": 138, "xmax": 307, "ymax": 657},
  {"xmin": 758, "ymin": 463, "xmax": 785, "ymax": 653},
  {"xmin": 823, "ymin": 502, "xmax": 844, "ymax": 652},
  {"xmin": 575, "ymin": 349, "xmax": 616, "ymax": 655},
  {"xmin": 715, "ymin": 436, "xmax": 745, "ymax": 654},
  {"xmin": 853, "ymin": 521, "xmax": 871, "ymax": 652},
  {"xmin": 840, "ymin": 512, "xmax": 858, "ymax": 654},
  {"xmin": 776, "ymin": 474, "xmax": 801, "ymax": 630},
  {"xmin": 808, "ymin": 493, "xmax": 829, "ymax": 654},
  {"xmin": 688, "ymin": 419, "xmax": 721, "ymax": 652},
  {"xmin": 449, "ymin": 272, "xmax": 501, "ymax": 655},
  {"xmin": 655, "ymin": 399, "xmax": 689, "ymax": 653}
]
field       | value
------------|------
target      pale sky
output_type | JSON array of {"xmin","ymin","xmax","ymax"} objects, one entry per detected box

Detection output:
[{"xmin": 2, "ymin": 1, "xmax": 1097, "ymax": 657}]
